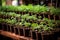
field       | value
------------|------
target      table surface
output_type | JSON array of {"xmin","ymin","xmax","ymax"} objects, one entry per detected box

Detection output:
[{"xmin": 0, "ymin": 30, "xmax": 33, "ymax": 40}]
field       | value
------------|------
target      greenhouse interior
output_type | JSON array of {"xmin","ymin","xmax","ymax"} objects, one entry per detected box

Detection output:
[{"xmin": 0, "ymin": 0, "xmax": 60, "ymax": 40}]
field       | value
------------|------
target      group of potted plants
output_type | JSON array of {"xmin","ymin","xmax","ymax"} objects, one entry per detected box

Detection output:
[
  {"xmin": 0, "ymin": 4, "xmax": 60, "ymax": 40},
  {"xmin": 1, "ymin": 4, "xmax": 60, "ymax": 20},
  {"xmin": 1, "ymin": 5, "xmax": 60, "ymax": 13},
  {"xmin": 0, "ymin": 11, "xmax": 60, "ymax": 40}
]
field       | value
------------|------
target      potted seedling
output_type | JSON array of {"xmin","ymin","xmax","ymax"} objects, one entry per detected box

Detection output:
[
  {"xmin": 0, "ymin": 19, "xmax": 7, "ymax": 31},
  {"xmin": 23, "ymin": 22, "xmax": 31, "ymax": 37},
  {"xmin": 15, "ymin": 21, "xmax": 25, "ymax": 36},
  {"xmin": 35, "ymin": 18, "xmax": 56, "ymax": 40},
  {"xmin": 27, "ymin": 4, "xmax": 34, "ymax": 15},
  {"xmin": 33, "ymin": 5, "xmax": 40, "ymax": 15},
  {"xmin": 30, "ymin": 23, "xmax": 40, "ymax": 39},
  {"xmin": 26, "ymin": 15, "xmax": 37, "ymax": 23},
  {"xmin": 54, "ymin": 20, "xmax": 60, "ymax": 39},
  {"xmin": 49, "ymin": 6, "xmax": 58, "ymax": 20},
  {"xmin": 0, "ymin": 18, "xmax": 6, "ymax": 30},
  {"xmin": 5, "ymin": 18, "xmax": 17, "ymax": 33},
  {"xmin": 54, "ymin": 8, "xmax": 60, "ymax": 20},
  {"xmin": 18, "ymin": 5, "xmax": 27, "ymax": 15},
  {"xmin": 0, "ymin": 18, "xmax": 3, "ymax": 30}
]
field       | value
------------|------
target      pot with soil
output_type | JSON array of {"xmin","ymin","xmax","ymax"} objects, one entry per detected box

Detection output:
[
  {"xmin": 24, "ymin": 27, "xmax": 31, "ymax": 37},
  {"xmin": 41, "ymin": 31, "xmax": 55, "ymax": 40}
]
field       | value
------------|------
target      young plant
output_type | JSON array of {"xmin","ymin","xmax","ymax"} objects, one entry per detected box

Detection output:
[
  {"xmin": 21, "ymin": 14, "xmax": 29, "ymax": 19},
  {"xmin": 31, "ymin": 23, "xmax": 40, "ymax": 30},
  {"xmin": 24, "ymin": 22, "xmax": 31, "ymax": 27},
  {"xmin": 26, "ymin": 15, "xmax": 37, "ymax": 21},
  {"xmin": 55, "ymin": 8, "xmax": 60, "ymax": 15},
  {"xmin": 49, "ymin": 6, "xmax": 56, "ymax": 15}
]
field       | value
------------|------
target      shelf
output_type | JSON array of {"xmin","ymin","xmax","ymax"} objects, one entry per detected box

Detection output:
[{"xmin": 0, "ymin": 30, "xmax": 33, "ymax": 40}]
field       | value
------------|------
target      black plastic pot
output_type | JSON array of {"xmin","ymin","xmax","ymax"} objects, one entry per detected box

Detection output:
[
  {"xmin": 24, "ymin": 27, "xmax": 31, "ymax": 37},
  {"xmin": 50, "ymin": 15, "xmax": 54, "ymax": 20},
  {"xmin": 30, "ymin": 30, "xmax": 37, "ymax": 40},
  {"xmin": 41, "ymin": 31, "xmax": 55, "ymax": 40},
  {"xmin": 37, "ymin": 32, "xmax": 42, "ymax": 40},
  {"xmin": 20, "ymin": 27, "xmax": 24, "ymax": 36},
  {"xmin": 53, "ymin": 28, "xmax": 60, "ymax": 40},
  {"xmin": 7, "ymin": 24, "xmax": 11, "ymax": 32},
  {"xmin": 30, "ymin": 30, "xmax": 42, "ymax": 40},
  {"xmin": 16, "ymin": 26, "xmax": 24, "ymax": 36},
  {"xmin": 14, "ymin": 27, "xmax": 19, "ymax": 35},
  {"xmin": 55, "ymin": 15, "xmax": 59, "ymax": 20},
  {"xmin": 10, "ymin": 25, "xmax": 15, "ymax": 33},
  {"xmin": 7, "ymin": 24, "xmax": 14, "ymax": 33},
  {"xmin": 59, "ymin": 16, "xmax": 60, "ymax": 20},
  {"xmin": 1, "ymin": 23, "xmax": 7, "ymax": 31},
  {"xmin": 3, "ymin": 23, "xmax": 8, "ymax": 31},
  {"xmin": 44, "ymin": 14, "xmax": 48, "ymax": 18},
  {"xmin": 0, "ymin": 15, "xmax": 3, "ymax": 18},
  {"xmin": 0, "ymin": 23, "xmax": 2, "ymax": 30}
]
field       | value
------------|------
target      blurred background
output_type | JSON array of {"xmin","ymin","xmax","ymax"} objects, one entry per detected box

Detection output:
[{"xmin": 0, "ymin": 0, "xmax": 60, "ymax": 7}]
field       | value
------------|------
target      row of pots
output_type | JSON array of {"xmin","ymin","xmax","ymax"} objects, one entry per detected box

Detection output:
[
  {"xmin": 3, "ymin": 11, "xmax": 60, "ymax": 20},
  {"xmin": 0, "ymin": 23, "xmax": 60, "ymax": 40}
]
